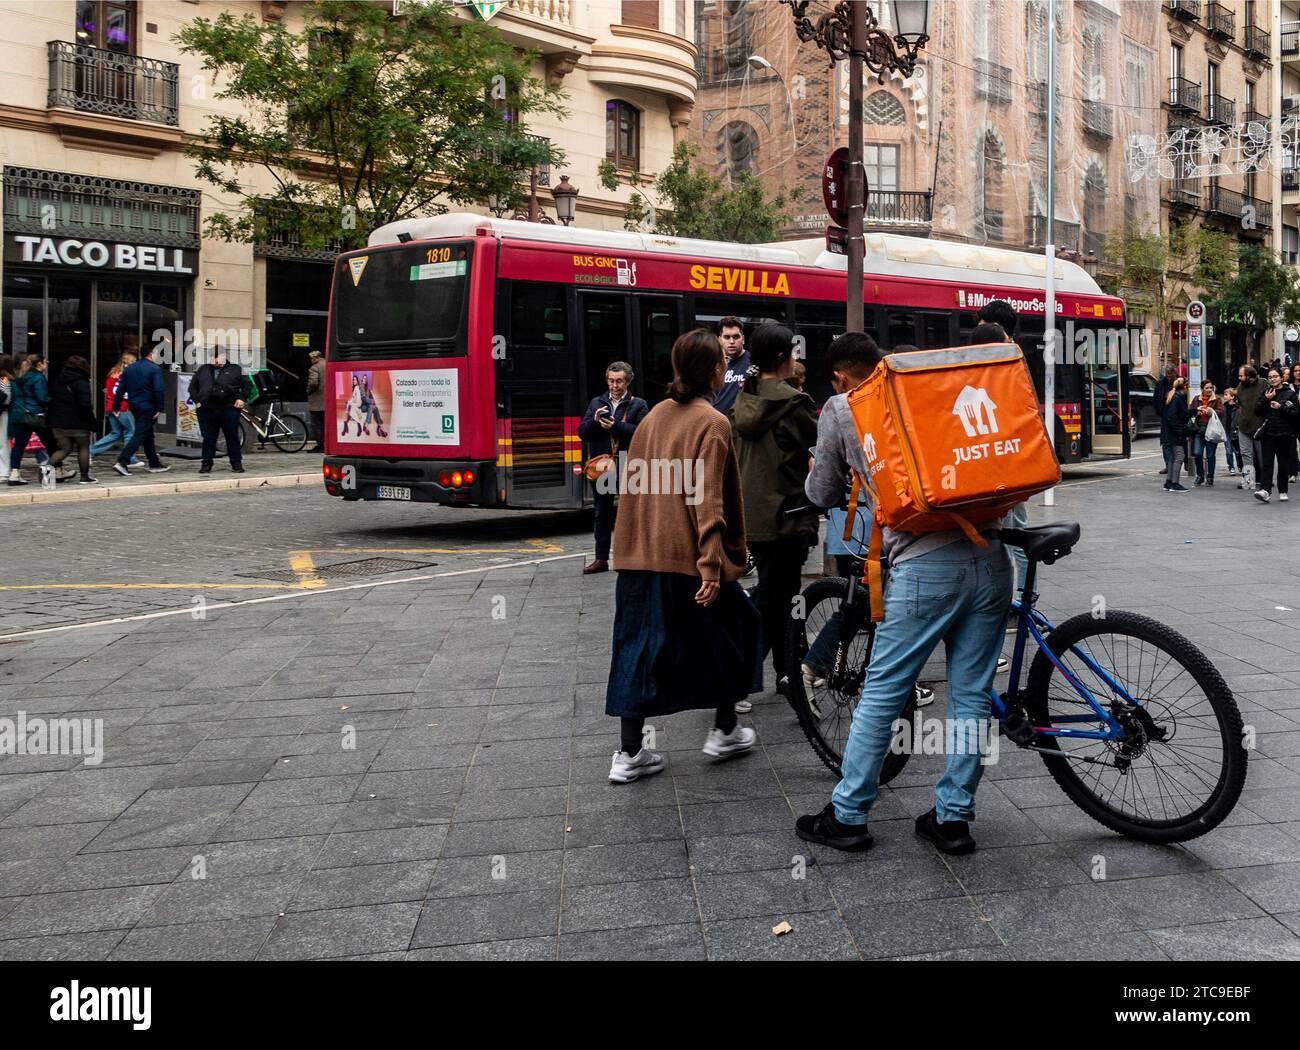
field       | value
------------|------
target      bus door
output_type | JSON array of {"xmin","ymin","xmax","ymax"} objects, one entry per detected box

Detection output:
[
  {"xmin": 1086, "ymin": 352, "xmax": 1130, "ymax": 457},
  {"xmin": 575, "ymin": 290, "xmax": 635, "ymax": 504},
  {"xmin": 496, "ymin": 279, "xmax": 579, "ymax": 508},
  {"xmin": 632, "ymin": 295, "xmax": 684, "ymax": 407}
]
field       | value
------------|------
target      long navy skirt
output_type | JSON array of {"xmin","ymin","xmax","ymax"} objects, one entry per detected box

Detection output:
[{"xmin": 605, "ymin": 570, "xmax": 764, "ymax": 718}]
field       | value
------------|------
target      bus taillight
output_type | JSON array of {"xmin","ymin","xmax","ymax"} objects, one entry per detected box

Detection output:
[
  {"xmin": 439, "ymin": 470, "xmax": 451, "ymax": 486},
  {"xmin": 451, "ymin": 471, "xmax": 464, "ymax": 488},
  {"xmin": 463, "ymin": 470, "xmax": 476, "ymax": 485}
]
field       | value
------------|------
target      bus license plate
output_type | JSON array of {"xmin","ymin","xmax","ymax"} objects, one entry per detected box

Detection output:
[{"xmin": 376, "ymin": 485, "xmax": 411, "ymax": 501}]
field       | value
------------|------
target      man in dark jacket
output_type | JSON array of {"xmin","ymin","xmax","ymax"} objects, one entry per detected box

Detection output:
[
  {"xmin": 306, "ymin": 350, "xmax": 326, "ymax": 453},
  {"xmin": 189, "ymin": 348, "xmax": 252, "ymax": 473},
  {"xmin": 46, "ymin": 356, "xmax": 97, "ymax": 483},
  {"xmin": 1153, "ymin": 364, "xmax": 1177, "ymax": 476},
  {"xmin": 1235, "ymin": 365, "xmax": 1265, "ymax": 492},
  {"xmin": 112, "ymin": 344, "xmax": 169, "ymax": 476},
  {"xmin": 578, "ymin": 361, "xmax": 648, "ymax": 574}
]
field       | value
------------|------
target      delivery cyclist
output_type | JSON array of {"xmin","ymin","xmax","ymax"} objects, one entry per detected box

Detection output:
[{"xmin": 795, "ymin": 332, "xmax": 1013, "ymax": 855}]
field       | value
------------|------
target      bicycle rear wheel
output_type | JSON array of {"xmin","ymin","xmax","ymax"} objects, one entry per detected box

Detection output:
[
  {"xmin": 1025, "ymin": 610, "xmax": 1247, "ymax": 843},
  {"xmin": 785, "ymin": 576, "xmax": 913, "ymax": 783},
  {"xmin": 271, "ymin": 413, "xmax": 310, "ymax": 453}
]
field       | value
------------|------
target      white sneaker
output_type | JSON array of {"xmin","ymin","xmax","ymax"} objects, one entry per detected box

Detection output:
[
  {"xmin": 112, "ymin": 462, "xmax": 130, "ymax": 477},
  {"xmin": 147, "ymin": 464, "xmax": 171, "ymax": 474},
  {"xmin": 608, "ymin": 748, "xmax": 665, "ymax": 783},
  {"xmin": 1255, "ymin": 489, "xmax": 1271, "ymax": 504},
  {"xmin": 703, "ymin": 725, "xmax": 757, "ymax": 758},
  {"xmin": 1281, "ymin": 493, "xmax": 1290, "ymax": 502},
  {"xmin": 56, "ymin": 466, "xmax": 77, "ymax": 480},
  {"xmin": 733, "ymin": 698, "xmax": 753, "ymax": 713},
  {"xmin": 996, "ymin": 656, "xmax": 1010, "ymax": 674},
  {"xmin": 914, "ymin": 684, "xmax": 936, "ymax": 707},
  {"xmin": 128, "ymin": 460, "xmax": 147, "ymax": 469}
]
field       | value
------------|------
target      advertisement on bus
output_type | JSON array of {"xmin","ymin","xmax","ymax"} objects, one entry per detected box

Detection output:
[{"xmin": 331, "ymin": 368, "xmax": 460, "ymax": 446}]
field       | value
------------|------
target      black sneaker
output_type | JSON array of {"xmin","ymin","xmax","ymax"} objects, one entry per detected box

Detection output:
[
  {"xmin": 1194, "ymin": 476, "xmax": 1204, "ymax": 486},
  {"xmin": 915, "ymin": 807, "xmax": 976, "ymax": 854},
  {"xmin": 1169, "ymin": 483, "xmax": 1190, "ymax": 492},
  {"xmin": 795, "ymin": 802, "xmax": 874, "ymax": 852},
  {"xmin": 199, "ymin": 463, "xmax": 213, "ymax": 474},
  {"xmin": 231, "ymin": 465, "xmax": 246, "ymax": 473}
]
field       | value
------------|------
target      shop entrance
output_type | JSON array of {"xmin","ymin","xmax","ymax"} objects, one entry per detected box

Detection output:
[
  {"xmin": 264, "ymin": 258, "xmax": 332, "ymax": 404},
  {"xmin": 2, "ymin": 270, "xmax": 188, "ymax": 429}
]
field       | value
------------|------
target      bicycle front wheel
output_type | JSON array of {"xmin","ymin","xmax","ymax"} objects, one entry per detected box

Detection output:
[
  {"xmin": 785, "ymin": 576, "xmax": 913, "ymax": 783},
  {"xmin": 1025, "ymin": 611, "xmax": 1247, "ymax": 843},
  {"xmin": 271, "ymin": 414, "xmax": 310, "ymax": 453}
]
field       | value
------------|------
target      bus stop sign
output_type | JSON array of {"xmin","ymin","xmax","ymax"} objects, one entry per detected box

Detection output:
[{"xmin": 822, "ymin": 148, "xmax": 849, "ymax": 229}]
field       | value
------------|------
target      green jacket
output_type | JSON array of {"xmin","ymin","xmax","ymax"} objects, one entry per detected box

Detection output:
[
  {"xmin": 1236, "ymin": 378, "xmax": 1265, "ymax": 436},
  {"xmin": 732, "ymin": 378, "xmax": 819, "ymax": 544}
]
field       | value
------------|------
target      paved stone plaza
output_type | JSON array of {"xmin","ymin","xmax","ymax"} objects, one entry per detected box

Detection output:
[{"xmin": 1, "ymin": 445, "xmax": 1299, "ymax": 960}]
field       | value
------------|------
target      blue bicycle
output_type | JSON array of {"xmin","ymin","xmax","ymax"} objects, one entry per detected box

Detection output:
[{"xmin": 786, "ymin": 521, "xmax": 1247, "ymax": 843}]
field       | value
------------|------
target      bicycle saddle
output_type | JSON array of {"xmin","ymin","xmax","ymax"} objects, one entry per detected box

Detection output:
[{"xmin": 998, "ymin": 521, "xmax": 1081, "ymax": 565}]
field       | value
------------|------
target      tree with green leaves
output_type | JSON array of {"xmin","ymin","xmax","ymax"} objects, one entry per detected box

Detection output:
[
  {"xmin": 176, "ymin": 0, "xmax": 566, "ymax": 252},
  {"xmin": 1208, "ymin": 243, "xmax": 1300, "ymax": 359},
  {"xmin": 614, "ymin": 143, "xmax": 800, "ymax": 243}
]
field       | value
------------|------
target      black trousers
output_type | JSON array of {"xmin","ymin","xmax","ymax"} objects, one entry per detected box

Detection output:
[
  {"xmin": 310, "ymin": 410, "xmax": 325, "ymax": 448},
  {"xmin": 118, "ymin": 409, "xmax": 161, "ymax": 468},
  {"xmin": 7, "ymin": 421, "xmax": 56, "ymax": 470},
  {"xmin": 198, "ymin": 405, "xmax": 243, "ymax": 468},
  {"xmin": 1258, "ymin": 434, "xmax": 1293, "ymax": 495},
  {"xmin": 749, "ymin": 537, "xmax": 810, "ymax": 682},
  {"xmin": 592, "ymin": 490, "xmax": 617, "ymax": 561}
]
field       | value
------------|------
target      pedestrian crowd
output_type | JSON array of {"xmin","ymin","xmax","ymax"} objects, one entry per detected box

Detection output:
[
  {"xmin": 586, "ymin": 301, "xmax": 1037, "ymax": 856},
  {"xmin": 1156, "ymin": 360, "xmax": 1300, "ymax": 503}
]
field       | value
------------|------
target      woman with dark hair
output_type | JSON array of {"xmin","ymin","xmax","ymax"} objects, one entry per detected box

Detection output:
[
  {"xmin": 1255, "ymin": 367, "xmax": 1298, "ymax": 503},
  {"xmin": 732, "ymin": 323, "xmax": 819, "ymax": 700},
  {"xmin": 604, "ymin": 328, "xmax": 761, "ymax": 783},
  {"xmin": 7, "ymin": 354, "xmax": 61, "ymax": 485},
  {"xmin": 47, "ymin": 354, "xmax": 99, "ymax": 484}
]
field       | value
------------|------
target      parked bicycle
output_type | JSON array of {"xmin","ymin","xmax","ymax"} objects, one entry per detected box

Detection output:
[
  {"xmin": 786, "ymin": 516, "xmax": 1247, "ymax": 844},
  {"xmin": 216, "ymin": 398, "xmax": 310, "ymax": 455}
]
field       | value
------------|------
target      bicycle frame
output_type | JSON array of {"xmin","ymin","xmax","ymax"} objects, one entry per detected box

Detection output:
[{"xmin": 993, "ymin": 558, "xmax": 1138, "ymax": 743}]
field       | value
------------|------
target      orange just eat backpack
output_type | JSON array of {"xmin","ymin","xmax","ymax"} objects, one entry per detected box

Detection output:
[{"xmin": 844, "ymin": 343, "xmax": 1062, "ymax": 620}]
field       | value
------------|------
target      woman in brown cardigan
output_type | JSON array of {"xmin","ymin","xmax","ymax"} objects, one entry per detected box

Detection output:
[{"xmin": 604, "ymin": 328, "xmax": 763, "ymax": 783}]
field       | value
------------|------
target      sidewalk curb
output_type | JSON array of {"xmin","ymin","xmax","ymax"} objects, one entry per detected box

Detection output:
[{"xmin": 0, "ymin": 471, "xmax": 321, "ymax": 507}]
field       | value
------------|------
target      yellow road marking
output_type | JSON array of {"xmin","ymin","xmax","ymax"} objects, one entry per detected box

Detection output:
[
  {"xmin": 0, "ymin": 539, "xmax": 565, "ymax": 591},
  {"xmin": 288, "ymin": 550, "xmax": 326, "ymax": 589}
]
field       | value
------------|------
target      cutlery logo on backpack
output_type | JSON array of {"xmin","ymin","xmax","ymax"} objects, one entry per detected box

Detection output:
[{"xmin": 952, "ymin": 385, "xmax": 1000, "ymax": 437}]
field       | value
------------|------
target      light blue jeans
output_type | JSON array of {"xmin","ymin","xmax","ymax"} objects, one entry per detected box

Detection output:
[
  {"xmin": 90, "ymin": 411, "xmax": 140, "ymax": 463},
  {"xmin": 832, "ymin": 539, "xmax": 1013, "ymax": 825}
]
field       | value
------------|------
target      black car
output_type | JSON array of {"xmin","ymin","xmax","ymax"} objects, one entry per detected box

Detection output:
[{"xmin": 1127, "ymin": 370, "xmax": 1161, "ymax": 437}]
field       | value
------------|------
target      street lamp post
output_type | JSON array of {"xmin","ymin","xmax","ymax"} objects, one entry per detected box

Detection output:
[{"xmin": 782, "ymin": 1, "xmax": 929, "ymax": 333}]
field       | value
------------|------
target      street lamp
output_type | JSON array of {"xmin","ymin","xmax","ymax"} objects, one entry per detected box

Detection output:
[
  {"xmin": 782, "ymin": 1, "xmax": 930, "ymax": 333},
  {"xmin": 552, "ymin": 175, "xmax": 579, "ymax": 226},
  {"xmin": 746, "ymin": 54, "xmax": 802, "ymax": 153}
]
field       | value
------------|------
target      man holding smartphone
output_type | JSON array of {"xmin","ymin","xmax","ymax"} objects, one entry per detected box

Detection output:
[{"xmin": 579, "ymin": 362, "xmax": 648, "ymax": 573}]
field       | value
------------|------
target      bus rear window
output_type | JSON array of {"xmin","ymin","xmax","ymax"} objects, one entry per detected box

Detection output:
[{"xmin": 333, "ymin": 243, "xmax": 471, "ymax": 353}]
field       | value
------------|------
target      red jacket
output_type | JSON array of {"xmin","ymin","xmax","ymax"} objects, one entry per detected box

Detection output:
[{"xmin": 104, "ymin": 371, "xmax": 128, "ymax": 414}]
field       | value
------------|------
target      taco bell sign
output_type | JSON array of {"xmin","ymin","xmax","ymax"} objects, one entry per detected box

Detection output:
[{"xmin": 6, "ymin": 235, "xmax": 196, "ymax": 275}]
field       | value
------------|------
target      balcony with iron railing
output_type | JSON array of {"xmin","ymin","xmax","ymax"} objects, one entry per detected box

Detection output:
[
  {"xmin": 1284, "ymin": 167, "xmax": 1300, "ymax": 194},
  {"xmin": 1244, "ymin": 25, "xmax": 1270, "ymax": 58},
  {"xmin": 1167, "ymin": 77, "xmax": 1201, "ymax": 114},
  {"xmin": 1205, "ymin": 2, "xmax": 1234, "ymax": 40},
  {"xmin": 47, "ymin": 40, "xmax": 179, "ymax": 126},
  {"xmin": 974, "ymin": 58, "xmax": 1012, "ymax": 105},
  {"xmin": 1284, "ymin": 20, "xmax": 1300, "ymax": 58},
  {"xmin": 1206, "ymin": 184, "xmax": 1270, "ymax": 231},
  {"xmin": 1163, "ymin": 178, "xmax": 1202, "ymax": 210},
  {"xmin": 1244, "ymin": 108, "xmax": 1269, "ymax": 128},
  {"xmin": 864, "ymin": 190, "xmax": 933, "ymax": 229},
  {"xmin": 1083, "ymin": 100, "xmax": 1113, "ymax": 139},
  {"xmin": 1026, "ymin": 215, "xmax": 1081, "ymax": 252},
  {"xmin": 1243, "ymin": 194, "xmax": 1272, "ymax": 232},
  {"xmin": 1207, "ymin": 94, "xmax": 1235, "ymax": 126},
  {"xmin": 1167, "ymin": 0, "xmax": 1201, "ymax": 21}
]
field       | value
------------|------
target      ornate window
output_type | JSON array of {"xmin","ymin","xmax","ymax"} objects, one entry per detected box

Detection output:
[
  {"xmin": 717, "ymin": 121, "xmax": 759, "ymax": 180},
  {"xmin": 864, "ymin": 90, "xmax": 905, "ymax": 126}
]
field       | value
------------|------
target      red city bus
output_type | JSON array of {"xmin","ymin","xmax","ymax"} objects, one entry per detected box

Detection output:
[{"xmin": 322, "ymin": 214, "xmax": 1132, "ymax": 508}]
